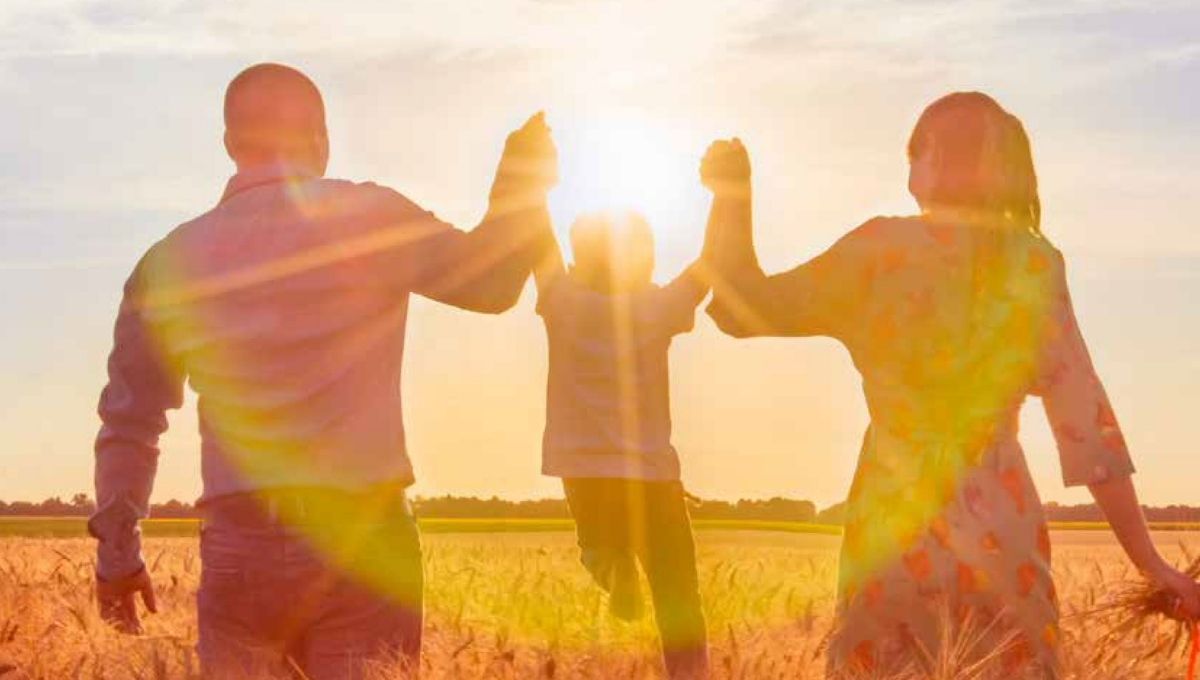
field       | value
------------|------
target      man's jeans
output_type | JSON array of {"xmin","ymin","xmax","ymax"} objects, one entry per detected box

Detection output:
[
  {"xmin": 197, "ymin": 491, "xmax": 423, "ymax": 679},
  {"xmin": 562, "ymin": 478, "xmax": 709, "ymax": 679}
]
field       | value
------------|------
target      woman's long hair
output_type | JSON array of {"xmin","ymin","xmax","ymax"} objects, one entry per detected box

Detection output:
[
  {"xmin": 908, "ymin": 91, "xmax": 1042, "ymax": 235},
  {"xmin": 832, "ymin": 94, "xmax": 1063, "ymax": 617},
  {"xmin": 907, "ymin": 93, "xmax": 1056, "ymax": 484},
  {"xmin": 904, "ymin": 92, "xmax": 1053, "ymax": 380}
]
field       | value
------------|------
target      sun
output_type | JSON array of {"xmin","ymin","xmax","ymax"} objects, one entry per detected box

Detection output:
[{"xmin": 548, "ymin": 114, "xmax": 709, "ymax": 278}]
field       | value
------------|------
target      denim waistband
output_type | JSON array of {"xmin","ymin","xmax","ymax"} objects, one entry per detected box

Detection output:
[{"xmin": 201, "ymin": 486, "xmax": 413, "ymax": 528}]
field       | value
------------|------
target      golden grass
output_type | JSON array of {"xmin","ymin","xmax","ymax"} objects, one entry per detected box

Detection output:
[
  {"xmin": 1085, "ymin": 549, "xmax": 1200, "ymax": 671},
  {"xmin": 0, "ymin": 531, "xmax": 1194, "ymax": 679},
  {"xmin": 2, "ymin": 517, "xmax": 1195, "ymax": 539}
]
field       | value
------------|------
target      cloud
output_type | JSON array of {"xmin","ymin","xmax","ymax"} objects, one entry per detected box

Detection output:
[
  {"xmin": 1150, "ymin": 42, "xmax": 1200, "ymax": 66},
  {"xmin": 0, "ymin": 1, "xmax": 507, "ymax": 58},
  {"xmin": 0, "ymin": 0, "xmax": 758, "ymax": 61},
  {"xmin": 728, "ymin": 0, "xmax": 1200, "ymax": 89}
]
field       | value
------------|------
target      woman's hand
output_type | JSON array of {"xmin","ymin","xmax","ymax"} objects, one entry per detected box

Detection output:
[
  {"xmin": 1146, "ymin": 558, "xmax": 1200, "ymax": 620},
  {"xmin": 700, "ymin": 138, "xmax": 751, "ymax": 196},
  {"xmin": 1087, "ymin": 476, "xmax": 1200, "ymax": 618}
]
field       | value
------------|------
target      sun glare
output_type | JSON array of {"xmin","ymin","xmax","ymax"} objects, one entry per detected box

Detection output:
[{"xmin": 549, "ymin": 115, "xmax": 708, "ymax": 278}]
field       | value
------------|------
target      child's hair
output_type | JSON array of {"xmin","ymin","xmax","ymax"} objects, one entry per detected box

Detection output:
[{"xmin": 568, "ymin": 211, "xmax": 655, "ymax": 293}]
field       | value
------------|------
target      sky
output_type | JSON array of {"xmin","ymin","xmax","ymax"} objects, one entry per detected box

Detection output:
[{"xmin": 0, "ymin": 0, "xmax": 1197, "ymax": 508}]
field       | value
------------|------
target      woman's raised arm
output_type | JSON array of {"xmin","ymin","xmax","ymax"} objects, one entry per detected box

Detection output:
[{"xmin": 700, "ymin": 139, "xmax": 873, "ymax": 340}]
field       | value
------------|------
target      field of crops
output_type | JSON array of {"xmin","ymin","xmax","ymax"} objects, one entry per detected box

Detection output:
[
  {"xmin": 0, "ymin": 517, "xmax": 853, "ymax": 539},
  {"xmin": 0, "ymin": 529, "xmax": 1195, "ymax": 679},
  {"xmin": 1, "ymin": 516, "xmax": 1196, "ymax": 538}
]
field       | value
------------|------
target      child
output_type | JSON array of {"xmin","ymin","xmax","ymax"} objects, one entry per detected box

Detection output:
[{"xmin": 534, "ymin": 210, "xmax": 710, "ymax": 679}]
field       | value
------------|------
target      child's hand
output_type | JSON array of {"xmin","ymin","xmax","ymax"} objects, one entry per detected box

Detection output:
[
  {"xmin": 494, "ymin": 112, "xmax": 559, "ymax": 197},
  {"xmin": 700, "ymin": 138, "xmax": 751, "ymax": 195}
]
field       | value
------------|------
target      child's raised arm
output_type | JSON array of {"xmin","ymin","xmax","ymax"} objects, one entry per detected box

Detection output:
[
  {"xmin": 652, "ymin": 253, "xmax": 712, "ymax": 338},
  {"xmin": 533, "ymin": 216, "xmax": 567, "ymax": 305},
  {"xmin": 664, "ymin": 260, "xmax": 710, "ymax": 310}
]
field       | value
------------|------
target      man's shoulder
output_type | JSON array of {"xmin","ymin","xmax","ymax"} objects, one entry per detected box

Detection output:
[
  {"xmin": 326, "ymin": 178, "xmax": 426, "ymax": 216},
  {"xmin": 138, "ymin": 178, "xmax": 445, "ymax": 280},
  {"xmin": 139, "ymin": 210, "xmax": 210, "ymax": 270},
  {"xmin": 321, "ymin": 177, "xmax": 399, "ymax": 200},
  {"xmin": 325, "ymin": 179, "xmax": 452, "ymax": 237},
  {"xmin": 168, "ymin": 178, "xmax": 435, "ymax": 239}
]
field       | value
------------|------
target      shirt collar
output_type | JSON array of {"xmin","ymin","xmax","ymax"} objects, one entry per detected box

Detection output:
[{"xmin": 220, "ymin": 162, "xmax": 319, "ymax": 204}]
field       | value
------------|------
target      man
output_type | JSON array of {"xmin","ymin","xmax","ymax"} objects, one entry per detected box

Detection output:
[{"xmin": 88, "ymin": 63, "xmax": 557, "ymax": 678}]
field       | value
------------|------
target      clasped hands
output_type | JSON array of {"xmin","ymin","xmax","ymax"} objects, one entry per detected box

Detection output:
[{"xmin": 491, "ymin": 112, "xmax": 753, "ymax": 208}]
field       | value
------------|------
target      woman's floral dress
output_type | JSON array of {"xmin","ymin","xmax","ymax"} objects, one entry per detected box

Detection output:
[{"xmin": 708, "ymin": 215, "xmax": 1135, "ymax": 677}]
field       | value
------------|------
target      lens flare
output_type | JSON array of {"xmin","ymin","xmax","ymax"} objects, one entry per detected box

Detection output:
[{"xmin": 549, "ymin": 115, "xmax": 707, "ymax": 279}]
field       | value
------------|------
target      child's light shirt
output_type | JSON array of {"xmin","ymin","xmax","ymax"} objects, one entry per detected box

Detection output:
[{"xmin": 538, "ymin": 272, "xmax": 705, "ymax": 480}]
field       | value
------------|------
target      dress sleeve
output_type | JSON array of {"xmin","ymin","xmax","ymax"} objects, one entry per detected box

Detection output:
[
  {"xmin": 1035, "ymin": 251, "xmax": 1135, "ymax": 487},
  {"xmin": 707, "ymin": 219, "xmax": 878, "ymax": 340}
]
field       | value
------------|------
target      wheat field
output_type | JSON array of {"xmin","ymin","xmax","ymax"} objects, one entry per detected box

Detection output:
[{"xmin": 0, "ymin": 530, "xmax": 1193, "ymax": 679}]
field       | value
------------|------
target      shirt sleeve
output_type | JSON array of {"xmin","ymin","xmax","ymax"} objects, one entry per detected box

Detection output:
[
  {"xmin": 90, "ymin": 254, "xmax": 185, "ymax": 581},
  {"xmin": 362, "ymin": 185, "xmax": 545, "ymax": 314},
  {"xmin": 535, "ymin": 271, "xmax": 568, "ymax": 318},
  {"xmin": 708, "ymin": 219, "xmax": 878, "ymax": 340},
  {"xmin": 1034, "ymin": 251, "xmax": 1135, "ymax": 488},
  {"xmin": 533, "ymin": 228, "xmax": 567, "ymax": 318}
]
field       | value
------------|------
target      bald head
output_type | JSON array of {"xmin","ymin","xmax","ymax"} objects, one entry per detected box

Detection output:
[{"xmin": 223, "ymin": 63, "xmax": 329, "ymax": 174}]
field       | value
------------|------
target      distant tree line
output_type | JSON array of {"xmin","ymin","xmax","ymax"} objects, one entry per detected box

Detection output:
[
  {"xmin": 0, "ymin": 494, "xmax": 820, "ymax": 522},
  {"xmin": 2, "ymin": 494, "xmax": 1198, "ymax": 524},
  {"xmin": 1042, "ymin": 502, "xmax": 1200, "ymax": 523},
  {"xmin": 416, "ymin": 495, "xmax": 821, "ymax": 521},
  {"xmin": 0, "ymin": 494, "xmax": 197, "ymax": 518},
  {"xmin": 776, "ymin": 501, "xmax": 1200, "ymax": 525}
]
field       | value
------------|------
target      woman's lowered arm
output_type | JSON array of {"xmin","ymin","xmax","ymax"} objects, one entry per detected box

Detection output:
[
  {"xmin": 1040, "ymin": 252, "xmax": 1199, "ymax": 618},
  {"xmin": 1089, "ymin": 476, "xmax": 1199, "ymax": 618}
]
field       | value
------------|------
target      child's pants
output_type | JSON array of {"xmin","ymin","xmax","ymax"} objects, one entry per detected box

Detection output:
[{"xmin": 562, "ymin": 478, "xmax": 709, "ymax": 679}]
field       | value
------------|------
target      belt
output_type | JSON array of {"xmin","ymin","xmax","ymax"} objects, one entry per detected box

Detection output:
[{"xmin": 201, "ymin": 486, "xmax": 413, "ymax": 528}]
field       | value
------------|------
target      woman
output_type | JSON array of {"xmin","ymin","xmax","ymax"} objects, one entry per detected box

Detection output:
[{"xmin": 699, "ymin": 92, "xmax": 1199, "ymax": 677}]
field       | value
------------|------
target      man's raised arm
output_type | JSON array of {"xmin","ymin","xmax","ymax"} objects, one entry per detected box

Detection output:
[{"xmin": 409, "ymin": 113, "xmax": 560, "ymax": 313}]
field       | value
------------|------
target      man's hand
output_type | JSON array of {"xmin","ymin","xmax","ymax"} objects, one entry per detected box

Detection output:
[
  {"xmin": 700, "ymin": 138, "xmax": 751, "ymax": 196},
  {"xmin": 492, "ymin": 112, "xmax": 559, "ymax": 202},
  {"xmin": 97, "ymin": 567, "xmax": 158, "ymax": 634}
]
